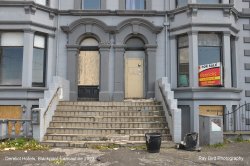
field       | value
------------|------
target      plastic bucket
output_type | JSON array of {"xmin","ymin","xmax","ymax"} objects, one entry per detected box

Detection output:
[{"xmin": 145, "ymin": 133, "xmax": 162, "ymax": 153}]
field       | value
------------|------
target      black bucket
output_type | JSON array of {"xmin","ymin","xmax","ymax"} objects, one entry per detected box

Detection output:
[{"xmin": 145, "ymin": 133, "xmax": 162, "ymax": 153}]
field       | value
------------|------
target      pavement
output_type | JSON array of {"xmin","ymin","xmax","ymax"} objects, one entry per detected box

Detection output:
[{"xmin": 0, "ymin": 142, "xmax": 249, "ymax": 166}]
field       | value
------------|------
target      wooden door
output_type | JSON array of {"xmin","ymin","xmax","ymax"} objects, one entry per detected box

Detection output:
[{"xmin": 125, "ymin": 58, "xmax": 144, "ymax": 98}]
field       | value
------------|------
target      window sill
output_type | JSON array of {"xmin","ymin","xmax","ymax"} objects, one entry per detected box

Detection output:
[
  {"xmin": 0, "ymin": 86, "xmax": 48, "ymax": 91},
  {"xmin": 173, "ymin": 87, "xmax": 242, "ymax": 93}
]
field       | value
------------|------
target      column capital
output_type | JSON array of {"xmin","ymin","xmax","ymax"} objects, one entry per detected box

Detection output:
[
  {"xmin": 66, "ymin": 45, "xmax": 79, "ymax": 53},
  {"xmin": 99, "ymin": 44, "xmax": 111, "ymax": 50},
  {"xmin": 188, "ymin": 31, "xmax": 198, "ymax": 36},
  {"xmin": 113, "ymin": 45, "xmax": 126, "ymax": 52},
  {"xmin": 48, "ymin": 33, "xmax": 56, "ymax": 38},
  {"xmin": 145, "ymin": 44, "xmax": 157, "ymax": 52},
  {"xmin": 23, "ymin": 29, "xmax": 35, "ymax": 34},
  {"xmin": 223, "ymin": 31, "xmax": 231, "ymax": 36}
]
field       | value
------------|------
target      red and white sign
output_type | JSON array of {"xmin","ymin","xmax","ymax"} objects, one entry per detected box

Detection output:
[{"xmin": 199, "ymin": 62, "xmax": 223, "ymax": 87}]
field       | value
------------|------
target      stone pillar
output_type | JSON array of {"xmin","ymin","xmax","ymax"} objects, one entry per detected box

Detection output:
[
  {"xmin": 188, "ymin": 0, "xmax": 197, "ymax": 4},
  {"xmin": 22, "ymin": 30, "xmax": 34, "ymax": 87},
  {"xmin": 66, "ymin": 46, "xmax": 79, "ymax": 101},
  {"xmin": 222, "ymin": 0, "xmax": 230, "ymax": 4},
  {"xmin": 170, "ymin": 36, "xmax": 177, "ymax": 88},
  {"xmin": 99, "ymin": 44, "xmax": 111, "ymax": 101},
  {"xmin": 145, "ymin": 44, "xmax": 157, "ymax": 98},
  {"xmin": 188, "ymin": 31, "xmax": 199, "ymax": 88},
  {"xmin": 46, "ymin": 34, "xmax": 56, "ymax": 85},
  {"xmin": 223, "ymin": 32, "xmax": 232, "ymax": 88},
  {"xmin": 113, "ymin": 45, "xmax": 125, "ymax": 101},
  {"xmin": 191, "ymin": 102, "xmax": 199, "ymax": 133}
]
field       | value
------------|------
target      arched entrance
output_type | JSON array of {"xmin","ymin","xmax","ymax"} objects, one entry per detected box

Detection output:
[
  {"xmin": 124, "ymin": 37, "xmax": 145, "ymax": 99},
  {"xmin": 78, "ymin": 38, "xmax": 100, "ymax": 100}
]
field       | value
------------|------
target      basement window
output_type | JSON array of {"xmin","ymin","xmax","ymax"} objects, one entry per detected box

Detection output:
[
  {"xmin": 197, "ymin": 0, "xmax": 221, "ymax": 4},
  {"xmin": 35, "ymin": 0, "xmax": 50, "ymax": 6}
]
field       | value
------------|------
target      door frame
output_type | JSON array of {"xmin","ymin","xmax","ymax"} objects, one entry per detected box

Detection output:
[{"xmin": 124, "ymin": 51, "xmax": 146, "ymax": 99}]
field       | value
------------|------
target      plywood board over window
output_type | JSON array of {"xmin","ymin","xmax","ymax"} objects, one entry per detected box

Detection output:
[
  {"xmin": 78, "ymin": 51, "xmax": 100, "ymax": 86},
  {"xmin": 0, "ymin": 106, "xmax": 22, "ymax": 135},
  {"xmin": 199, "ymin": 105, "xmax": 224, "ymax": 116}
]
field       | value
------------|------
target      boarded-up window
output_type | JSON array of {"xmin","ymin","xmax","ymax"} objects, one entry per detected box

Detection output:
[
  {"xmin": 78, "ymin": 51, "xmax": 100, "ymax": 86},
  {"xmin": 199, "ymin": 105, "xmax": 224, "ymax": 116},
  {"xmin": 0, "ymin": 106, "xmax": 22, "ymax": 135}
]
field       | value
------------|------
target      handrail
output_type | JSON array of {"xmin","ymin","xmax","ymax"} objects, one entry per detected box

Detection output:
[
  {"xmin": 43, "ymin": 87, "xmax": 61, "ymax": 117},
  {"xmin": 158, "ymin": 81, "xmax": 172, "ymax": 117},
  {"xmin": 224, "ymin": 102, "xmax": 250, "ymax": 116}
]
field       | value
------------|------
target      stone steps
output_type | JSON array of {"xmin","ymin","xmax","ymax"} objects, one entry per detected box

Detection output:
[
  {"xmin": 44, "ymin": 134, "xmax": 171, "ymax": 142},
  {"xmin": 41, "ymin": 140, "xmax": 174, "ymax": 148},
  {"xmin": 46, "ymin": 127, "xmax": 168, "ymax": 135},
  {"xmin": 56, "ymin": 105, "xmax": 163, "ymax": 111},
  {"xmin": 42, "ymin": 101, "xmax": 172, "ymax": 148},
  {"xmin": 49, "ymin": 121, "xmax": 167, "ymax": 128},
  {"xmin": 52, "ymin": 116, "xmax": 166, "ymax": 122},
  {"xmin": 59, "ymin": 101, "xmax": 161, "ymax": 106},
  {"xmin": 54, "ymin": 110, "xmax": 164, "ymax": 116}
]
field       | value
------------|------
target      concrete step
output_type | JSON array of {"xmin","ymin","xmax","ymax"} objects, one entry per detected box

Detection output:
[
  {"xmin": 46, "ymin": 127, "xmax": 169, "ymax": 135},
  {"xmin": 44, "ymin": 134, "xmax": 171, "ymax": 142},
  {"xmin": 52, "ymin": 116, "xmax": 166, "ymax": 122},
  {"xmin": 56, "ymin": 105, "xmax": 163, "ymax": 111},
  {"xmin": 54, "ymin": 110, "xmax": 164, "ymax": 117},
  {"xmin": 42, "ymin": 101, "xmax": 173, "ymax": 148},
  {"xmin": 49, "ymin": 121, "xmax": 168, "ymax": 128},
  {"xmin": 58, "ymin": 101, "xmax": 161, "ymax": 106},
  {"xmin": 41, "ymin": 140, "xmax": 174, "ymax": 148}
]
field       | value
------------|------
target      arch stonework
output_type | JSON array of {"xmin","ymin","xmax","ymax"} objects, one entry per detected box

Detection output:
[
  {"xmin": 61, "ymin": 18, "xmax": 163, "ymax": 101},
  {"xmin": 61, "ymin": 18, "xmax": 112, "ymax": 101}
]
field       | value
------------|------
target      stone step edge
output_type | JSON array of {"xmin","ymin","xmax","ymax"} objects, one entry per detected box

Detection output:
[
  {"xmin": 50, "ymin": 121, "xmax": 167, "ymax": 124},
  {"xmin": 52, "ymin": 115, "xmax": 166, "ymax": 118},
  {"xmin": 59, "ymin": 101, "xmax": 160, "ymax": 103},
  {"xmin": 44, "ymin": 133, "xmax": 171, "ymax": 137},
  {"xmin": 47, "ymin": 127, "xmax": 168, "ymax": 130},
  {"xmin": 58, "ymin": 102, "xmax": 160, "ymax": 104},
  {"xmin": 41, "ymin": 140, "xmax": 173, "ymax": 147},
  {"xmin": 57, "ymin": 105, "xmax": 163, "ymax": 107},
  {"xmin": 55, "ymin": 110, "xmax": 163, "ymax": 112}
]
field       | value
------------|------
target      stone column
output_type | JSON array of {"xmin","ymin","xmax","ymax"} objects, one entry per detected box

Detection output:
[
  {"xmin": 66, "ymin": 45, "xmax": 79, "ymax": 101},
  {"xmin": 222, "ymin": 0, "xmax": 230, "ymax": 4},
  {"xmin": 46, "ymin": 34, "xmax": 55, "ymax": 85},
  {"xmin": 170, "ymin": 36, "xmax": 177, "ymax": 88},
  {"xmin": 188, "ymin": 0, "xmax": 197, "ymax": 4},
  {"xmin": 190, "ymin": 102, "xmax": 199, "ymax": 133},
  {"xmin": 99, "ymin": 44, "xmax": 111, "ymax": 101},
  {"xmin": 113, "ymin": 45, "xmax": 125, "ymax": 101},
  {"xmin": 188, "ymin": 31, "xmax": 199, "ymax": 88},
  {"xmin": 223, "ymin": 32, "xmax": 232, "ymax": 88},
  {"xmin": 22, "ymin": 30, "xmax": 34, "ymax": 87},
  {"xmin": 145, "ymin": 44, "xmax": 157, "ymax": 98}
]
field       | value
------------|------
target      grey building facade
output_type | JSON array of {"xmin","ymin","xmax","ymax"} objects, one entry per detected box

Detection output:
[{"xmin": 0, "ymin": 0, "xmax": 249, "ymax": 140}]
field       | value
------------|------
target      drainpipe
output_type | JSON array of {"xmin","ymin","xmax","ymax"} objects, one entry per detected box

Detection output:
[
  {"xmin": 55, "ymin": 0, "xmax": 61, "ymax": 76},
  {"xmin": 163, "ymin": 0, "xmax": 171, "ymax": 81},
  {"xmin": 163, "ymin": 0, "xmax": 167, "ymax": 77}
]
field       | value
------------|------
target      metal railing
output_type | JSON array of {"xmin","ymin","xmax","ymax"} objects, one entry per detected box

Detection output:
[
  {"xmin": 0, "ymin": 119, "xmax": 33, "ymax": 139},
  {"xmin": 224, "ymin": 102, "xmax": 250, "ymax": 132}
]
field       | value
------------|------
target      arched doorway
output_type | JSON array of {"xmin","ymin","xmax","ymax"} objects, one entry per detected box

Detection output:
[
  {"xmin": 124, "ymin": 37, "xmax": 146, "ymax": 99},
  {"xmin": 78, "ymin": 38, "xmax": 100, "ymax": 100}
]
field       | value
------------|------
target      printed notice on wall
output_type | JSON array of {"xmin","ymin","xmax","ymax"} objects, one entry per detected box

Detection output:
[{"xmin": 199, "ymin": 62, "xmax": 223, "ymax": 87}]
